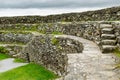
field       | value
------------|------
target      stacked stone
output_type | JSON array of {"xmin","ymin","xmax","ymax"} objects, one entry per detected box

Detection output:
[
  {"xmin": 114, "ymin": 22, "xmax": 120, "ymax": 50},
  {"xmin": 0, "ymin": 32, "xmax": 33, "ymax": 44},
  {"xmin": 100, "ymin": 24, "xmax": 117, "ymax": 53},
  {"xmin": 20, "ymin": 35, "xmax": 68, "ymax": 76}
]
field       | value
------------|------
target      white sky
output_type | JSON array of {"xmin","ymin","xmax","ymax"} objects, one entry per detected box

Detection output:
[
  {"xmin": 0, "ymin": 8, "xmax": 103, "ymax": 17},
  {"xmin": 0, "ymin": 0, "xmax": 120, "ymax": 17}
]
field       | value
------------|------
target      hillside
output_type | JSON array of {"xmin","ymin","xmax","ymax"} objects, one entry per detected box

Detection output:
[{"xmin": 0, "ymin": 6, "xmax": 120, "ymax": 24}]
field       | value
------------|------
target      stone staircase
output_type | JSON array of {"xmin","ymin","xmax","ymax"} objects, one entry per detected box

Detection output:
[{"xmin": 100, "ymin": 24, "xmax": 117, "ymax": 53}]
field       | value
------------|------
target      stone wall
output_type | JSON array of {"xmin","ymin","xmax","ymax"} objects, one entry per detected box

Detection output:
[
  {"xmin": 0, "ymin": 21, "xmax": 119, "ymax": 75},
  {"xmin": 114, "ymin": 22, "xmax": 120, "ymax": 49},
  {"xmin": 5, "ymin": 45, "xmax": 23, "ymax": 56},
  {"xmin": 0, "ymin": 24, "xmax": 38, "ymax": 30},
  {"xmin": 0, "ymin": 6, "xmax": 119, "ymax": 24},
  {"xmin": 0, "ymin": 32, "xmax": 33, "ymax": 44},
  {"xmin": 0, "ymin": 22, "xmax": 119, "ymax": 46},
  {"xmin": 0, "ymin": 22, "xmax": 100, "ymax": 41},
  {"xmin": 20, "ymin": 34, "xmax": 83, "ymax": 76},
  {"xmin": 54, "ymin": 36, "xmax": 83, "ymax": 53}
]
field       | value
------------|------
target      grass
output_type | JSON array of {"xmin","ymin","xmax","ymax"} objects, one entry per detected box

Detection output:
[
  {"xmin": 0, "ymin": 53, "xmax": 10, "ymax": 60},
  {"xmin": 113, "ymin": 48, "xmax": 120, "ymax": 69},
  {"xmin": 114, "ymin": 48, "xmax": 120, "ymax": 57},
  {"xmin": 14, "ymin": 58, "xmax": 26, "ymax": 63},
  {"xmin": 52, "ymin": 31, "xmax": 63, "ymax": 35},
  {"xmin": 0, "ymin": 63, "xmax": 58, "ymax": 80},
  {"xmin": 51, "ymin": 37, "xmax": 59, "ymax": 45},
  {"xmin": 0, "ymin": 46, "xmax": 9, "ymax": 54}
]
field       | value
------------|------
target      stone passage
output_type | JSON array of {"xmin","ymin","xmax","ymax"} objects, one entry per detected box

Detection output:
[
  {"xmin": 100, "ymin": 24, "xmax": 117, "ymax": 53},
  {"xmin": 55, "ymin": 35, "xmax": 120, "ymax": 80}
]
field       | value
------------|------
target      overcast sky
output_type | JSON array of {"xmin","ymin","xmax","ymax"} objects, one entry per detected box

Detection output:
[{"xmin": 0, "ymin": 0, "xmax": 120, "ymax": 16}]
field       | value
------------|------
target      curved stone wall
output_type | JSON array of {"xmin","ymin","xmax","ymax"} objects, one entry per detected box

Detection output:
[{"xmin": 19, "ymin": 34, "xmax": 83, "ymax": 76}]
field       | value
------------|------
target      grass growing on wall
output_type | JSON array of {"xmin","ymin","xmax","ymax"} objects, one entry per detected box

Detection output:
[
  {"xmin": 0, "ymin": 63, "xmax": 58, "ymax": 80},
  {"xmin": 51, "ymin": 37, "xmax": 59, "ymax": 45},
  {"xmin": 0, "ymin": 46, "xmax": 9, "ymax": 54}
]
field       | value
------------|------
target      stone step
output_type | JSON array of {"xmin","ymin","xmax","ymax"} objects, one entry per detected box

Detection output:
[
  {"xmin": 101, "ymin": 45, "xmax": 116, "ymax": 53},
  {"xmin": 100, "ymin": 24, "xmax": 113, "ymax": 29},
  {"xmin": 101, "ymin": 40, "xmax": 116, "ymax": 45},
  {"xmin": 101, "ymin": 34, "xmax": 116, "ymax": 39},
  {"xmin": 101, "ymin": 28, "xmax": 114, "ymax": 34}
]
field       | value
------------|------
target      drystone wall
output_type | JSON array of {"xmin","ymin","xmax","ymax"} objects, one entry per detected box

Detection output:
[
  {"xmin": 0, "ymin": 6, "xmax": 119, "ymax": 24},
  {"xmin": 114, "ymin": 22, "xmax": 120, "ymax": 49},
  {"xmin": 0, "ymin": 32, "xmax": 33, "ymax": 44},
  {"xmin": 0, "ymin": 22, "xmax": 100, "ymax": 41},
  {"xmin": 0, "ymin": 21, "xmax": 119, "ymax": 76},
  {"xmin": 5, "ymin": 45, "xmax": 23, "ymax": 56},
  {"xmin": 0, "ymin": 22, "xmax": 119, "ymax": 47},
  {"xmin": 20, "ymin": 34, "xmax": 83, "ymax": 76},
  {"xmin": 55, "ymin": 36, "xmax": 83, "ymax": 53}
]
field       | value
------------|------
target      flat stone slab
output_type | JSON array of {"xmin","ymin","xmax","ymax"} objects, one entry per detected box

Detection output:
[
  {"xmin": 100, "ymin": 24, "xmax": 113, "ymax": 28},
  {"xmin": 101, "ymin": 34, "xmax": 116, "ymax": 39},
  {"xmin": 101, "ymin": 40, "xmax": 116, "ymax": 45},
  {"xmin": 0, "ymin": 58, "xmax": 28, "ymax": 73}
]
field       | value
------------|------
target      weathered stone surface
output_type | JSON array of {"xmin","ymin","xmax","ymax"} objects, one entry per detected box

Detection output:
[
  {"xmin": 101, "ymin": 28, "xmax": 114, "ymax": 34},
  {"xmin": 100, "ymin": 24, "xmax": 113, "ymax": 29},
  {"xmin": 6, "ymin": 45, "xmax": 24, "ymax": 56},
  {"xmin": 20, "ymin": 35, "xmax": 67, "ymax": 76},
  {"xmin": 101, "ymin": 45, "xmax": 117, "ymax": 53},
  {"xmin": 0, "ymin": 6, "xmax": 120, "ymax": 23},
  {"xmin": 55, "ymin": 35, "xmax": 120, "ymax": 80},
  {"xmin": 101, "ymin": 34, "xmax": 116, "ymax": 40},
  {"xmin": 19, "ymin": 34, "xmax": 83, "ymax": 76},
  {"xmin": 0, "ymin": 21, "xmax": 119, "ymax": 52},
  {"xmin": 117, "ymin": 36, "xmax": 120, "ymax": 49},
  {"xmin": 55, "ymin": 36, "xmax": 83, "ymax": 53},
  {"xmin": 101, "ymin": 40, "xmax": 116, "ymax": 45},
  {"xmin": 0, "ymin": 22, "xmax": 100, "ymax": 42},
  {"xmin": 0, "ymin": 32, "xmax": 33, "ymax": 44}
]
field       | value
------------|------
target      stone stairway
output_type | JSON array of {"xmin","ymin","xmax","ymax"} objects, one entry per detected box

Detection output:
[{"xmin": 100, "ymin": 24, "xmax": 117, "ymax": 53}]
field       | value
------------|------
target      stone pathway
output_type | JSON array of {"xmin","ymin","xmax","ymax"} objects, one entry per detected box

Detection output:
[
  {"xmin": 55, "ymin": 35, "xmax": 120, "ymax": 80},
  {"xmin": 0, "ymin": 58, "xmax": 27, "ymax": 73}
]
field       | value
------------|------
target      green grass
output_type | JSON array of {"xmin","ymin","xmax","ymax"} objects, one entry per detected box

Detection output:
[
  {"xmin": 52, "ymin": 31, "xmax": 63, "ymax": 35},
  {"xmin": 0, "ymin": 63, "xmax": 58, "ymax": 80},
  {"xmin": 113, "ymin": 48, "xmax": 120, "ymax": 69},
  {"xmin": 114, "ymin": 48, "xmax": 120, "ymax": 57},
  {"xmin": 14, "ymin": 58, "xmax": 26, "ymax": 63},
  {"xmin": 51, "ymin": 37, "xmax": 59, "ymax": 45},
  {"xmin": 0, "ymin": 53, "xmax": 10, "ymax": 60}
]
